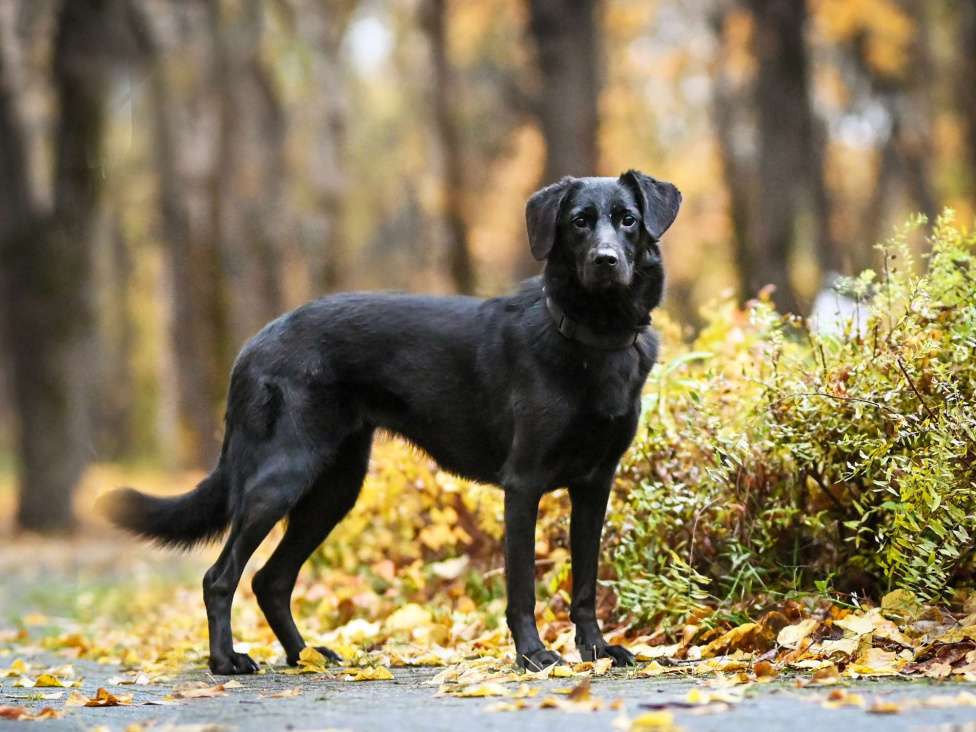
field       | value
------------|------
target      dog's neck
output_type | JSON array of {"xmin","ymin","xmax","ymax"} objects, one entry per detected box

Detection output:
[{"xmin": 542, "ymin": 266, "xmax": 657, "ymax": 337}]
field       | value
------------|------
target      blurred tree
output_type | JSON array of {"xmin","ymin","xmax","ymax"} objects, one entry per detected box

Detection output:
[
  {"xmin": 92, "ymin": 216, "xmax": 137, "ymax": 460},
  {"xmin": 0, "ymin": 0, "xmax": 140, "ymax": 531},
  {"xmin": 209, "ymin": 0, "xmax": 287, "ymax": 344},
  {"xmin": 852, "ymin": 0, "xmax": 936, "ymax": 255},
  {"xmin": 421, "ymin": 0, "xmax": 475, "ymax": 293},
  {"xmin": 522, "ymin": 0, "xmax": 601, "ymax": 276},
  {"xmin": 959, "ymin": 0, "xmax": 976, "ymax": 210},
  {"xmin": 747, "ymin": 0, "xmax": 834, "ymax": 312},
  {"xmin": 298, "ymin": 0, "xmax": 355, "ymax": 292},
  {"xmin": 709, "ymin": 2, "xmax": 758, "ymax": 304},
  {"xmin": 128, "ymin": 1, "xmax": 226, "ymax": 468}
]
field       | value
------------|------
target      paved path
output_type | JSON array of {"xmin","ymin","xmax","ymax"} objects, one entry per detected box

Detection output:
[
  {"xmin": 2, "ymin": 536, "xmax": 976, "ymax": 731},
  {"xmin": 3, "ymin": 659, "xmax": 976, "ymax": 731}
]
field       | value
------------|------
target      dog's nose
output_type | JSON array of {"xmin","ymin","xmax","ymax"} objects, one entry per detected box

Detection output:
[{"xmin": 593, "ymin": 250, "xmax": 618, "ymax": 268}]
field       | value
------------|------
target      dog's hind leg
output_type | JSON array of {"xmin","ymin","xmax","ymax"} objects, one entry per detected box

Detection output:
[
  {"xmin": 252, "ymin": 427, "xmax": 373, "ymax": 666},
  {"xmin": 203, "ymin": 420, "xmax": 334, "ymax": 674}
]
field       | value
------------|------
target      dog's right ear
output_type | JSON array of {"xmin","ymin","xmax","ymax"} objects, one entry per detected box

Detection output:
[{"xmin": 525, "ymin": 177, "xmax": 575, "ymax": 261}]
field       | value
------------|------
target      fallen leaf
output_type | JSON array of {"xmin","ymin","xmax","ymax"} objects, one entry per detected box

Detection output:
[
  {"xmin": 0, "ymin": 705, "xmax": 62, "ymax": 721},
  {"xmin": 777, "ymin": 619, "xmax": 818, "ymax": 648},
  {"xmin": 701, "ymin": 623, "xmax": 770, "ymax": 657},
  {"xmin": 339, "ymin": 666, "xmax": 394, "ymax": 681},
  {"xmin": 297, "ymin": 646, "xmax": 329, "ymax": 674},
  {"xmin": 834, "ymin": 614, "xmax": 875, "ymax": 637},
  {"xmin": 628, "ymin": 710, "xmax": 683, "ymax": 731},
  {"xmin": 485, "ymin": 699, "xmax": 530, "ymax": 712},
  {"xmin": 169, "ymin": 683, "xmax": 229, "ymax": 699},
  {"xmin": 67, "ymin": 688, "xmax": 133, "ymax": 707},
  {"xmin": 880, "ymin": 589, "xmax": 923, "ymax": 622},
  {"xmin": 822, "ymin": 689, "xmax": 865, "ymax": 708},
  {"xmin": 867, "ymin": 699, "xmax": 903, "ymax": 714},
  {"xmin": 443, "ymin": 681, "xmax": 510, "ymax": 697},
  {"xmin": 630, "ymin": 643, "xmax": 680, "ymax": 661}
]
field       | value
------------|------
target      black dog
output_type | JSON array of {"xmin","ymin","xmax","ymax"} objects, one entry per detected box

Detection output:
[{"xmin": 100, "ymin": 170, "xmax": 681, "ymax": 674}]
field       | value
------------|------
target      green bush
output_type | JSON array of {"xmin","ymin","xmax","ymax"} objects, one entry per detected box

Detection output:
[{"xmin": 608, "ymin": 213, "xmax": 976, "ymax": 628}]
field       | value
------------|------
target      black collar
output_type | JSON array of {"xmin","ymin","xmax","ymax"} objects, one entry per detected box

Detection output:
[{"xmin": 543, "ymin": 290, "xmax": 647, "ymax": 351}]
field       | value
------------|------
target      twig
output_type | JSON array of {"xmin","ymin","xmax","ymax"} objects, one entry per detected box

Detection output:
[
  {"xmin": 809, "ymin": 471, "xmax": 845, "ymax": 515},
  {"xmin": 770, "ymin": 392, "xmax": 897, "ymax": 413},
  {"xmin": 895, "ymin": 357, "xmax": 938, "ymax": 423}
]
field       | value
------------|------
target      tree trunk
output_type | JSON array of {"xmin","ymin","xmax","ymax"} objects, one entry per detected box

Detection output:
[
  {"xmin": 747, "ymin": 0, "xmax": 820, "ymax": 313},
  {"xmin": 709, "ymin": 4, "xmax": 757, "ymax": 302},
  {"xmin": 93, "ymin": 214, "xmax": 137, "ymax": 460},
  {"xmin": 128, "ymin": 0, "xmax": 224, "ymax": 468},
  {"xmin": 523, "ymin": 0, "xmax": 601, "ymax": 277},
  {"xmin": 962, "ymin": 0, "xmax": 976, "ymax": 210},
  {"xmin": 855, "ymin": 0, "xmax": 937, "ymax": 252},
  {"xmin": 208, "ymin": 0, "xmax": 286, "ymax": 345},
  {"xmin": 422, "ymin": 0, "xmax": 475, "ymax": 294},
  {"xmin": 1, "ymin": 0, "xmax": 123, "ymax": 531},
  {"xmin": 299, "ymin": 0, "xmax": 354, "ymax": 292}
]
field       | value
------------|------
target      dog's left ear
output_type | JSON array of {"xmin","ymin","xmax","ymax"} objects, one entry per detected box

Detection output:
[
  {"xmin": 620, "ymin": 170, "xmax": 682, "ymax": 240},
  {"xmin": 525, "ymin": 176, "xmax": 575, "ymax": 261}
]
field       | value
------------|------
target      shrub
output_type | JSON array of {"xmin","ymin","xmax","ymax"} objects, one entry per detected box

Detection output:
[
  {"xmin": 610, "ymin": 212, "xmax": 976, "ymax": 628},
  {"xmin": 311, "ymin": 213, "xmax": 975, "ymax": 633}
]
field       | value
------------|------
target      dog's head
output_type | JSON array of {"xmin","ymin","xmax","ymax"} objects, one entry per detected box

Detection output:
[{"xmin": 525, "ymin": 171, "xmax": 681, "ymax": 294}]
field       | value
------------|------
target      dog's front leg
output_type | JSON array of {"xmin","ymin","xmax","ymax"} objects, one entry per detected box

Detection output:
[
  {"xmin": 569, "ymin": 479, "xmax": 636, "ymax": 666},
  {"xmin": 504, "ymin": 487, "xmax": 564, "ymax": 670}
]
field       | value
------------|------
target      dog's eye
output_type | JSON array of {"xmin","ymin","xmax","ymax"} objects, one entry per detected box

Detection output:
[
  {"xmin": 621, "ymin": 214, "xmax": 637, "ymax": 227},
  {"xmin": 572, "ymin": 216, "xmax": 589, "ymax": 229}
]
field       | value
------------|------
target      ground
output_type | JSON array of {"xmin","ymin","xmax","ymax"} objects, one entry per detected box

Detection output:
[
  {"xmin": 4, "ymin": 660, "xmax": 976, "ymax": 732},
  {"xmin": 2, "ymin": 533, "xmax": 976, "ymax": 731}
]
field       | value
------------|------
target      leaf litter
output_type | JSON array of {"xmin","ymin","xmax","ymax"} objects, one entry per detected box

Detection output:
[{"xmin": 6, "ymin": 466, "xmax": 976, "ymax": 722}]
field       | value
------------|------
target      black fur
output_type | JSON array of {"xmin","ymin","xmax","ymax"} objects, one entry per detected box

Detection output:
[{"xmin": 99, "ymin": 170, "xmax": 681, "ymax": 674}]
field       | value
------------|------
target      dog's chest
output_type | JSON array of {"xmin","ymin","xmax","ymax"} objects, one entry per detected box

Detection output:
[{"xmin": 577, "ymin": 353, "xmax": 642, "ymax": 419}]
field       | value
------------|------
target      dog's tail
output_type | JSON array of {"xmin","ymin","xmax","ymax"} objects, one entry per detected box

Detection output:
[{"xmin": 97, "ymin": 468, "xmax": 231, "ymax": 550}]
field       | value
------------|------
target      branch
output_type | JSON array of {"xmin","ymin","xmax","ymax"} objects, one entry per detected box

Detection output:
[{"xmin": 895, "ymin": 357, "xmax": 938, "ymax": 423}]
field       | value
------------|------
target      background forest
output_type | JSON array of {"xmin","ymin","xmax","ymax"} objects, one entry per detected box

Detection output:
[{"xmin": 0, "ymin": 0, "xmax": 975, "ymax": 545}]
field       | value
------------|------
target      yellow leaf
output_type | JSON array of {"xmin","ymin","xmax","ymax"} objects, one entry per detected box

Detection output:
[
  {"xmin": 847, "ymin": 648, "xmax": 903, "ymax": 677},
  {"xmin": 881, "ymin": 589, "xmax": 923, "ymax": 622},
  {"xmin": 340, "ymin": 666, "xmax": 394, "ymax": 681},
  {"xmin": 630, "ymin": 643, "xmax": 680, "ymax": 661},
  {"xmin": 777, "ymin": 619, "xmax": 818, "ymax": 648},
  {"xmin": 485, "ymin": 699, "xmax": 530, "ymax": 712},
  {"xmin": 822, "ymin": 689, "xmax": 866, "ymax": 708},
  {"xmin": 430, "ymin": 555, "xmax": 469, "ymax": 580},
  {"xmin": 868, "ymin": 699, "xmax": 903, "ymax": 714},
  {"xmin": 834, "ymin": 614, "xmax": 875, "ymax": 637},
  {"xmin": 384, "ymin": 604, "xmax": 433, "ymax": 634},
  {"xmin": 297, "ymin": 646, "xmax": 328, "ymax": 674},
  {"xmin": 628, "ymin": 710, "xmax": 682, "ymax": 731},
  {"xmin": 819, "ymin": 637, "xmax": 859, "ymax": 659},
  {"xmin": 33, "ymin": 673, "xmax": 66, "ymax": 688},
  {"xmin": 65, "ymin": 691, "xmax": 90, "ymax": 707},
  {"xmin": 445, "ymin": 681, "xmax": 509, "ymax": 697},
  {"xmin": 686, "ymin": 687, "xmax": 744, "ymax": 705},
  {"xmin": 0, "ymin": 659, "xmax": 28, "ymax": 677},
  {"xmin": 170, "ymin": 683, "xmax": 228, "ymax": 699},
  {"xmin": 592, "ymin": 657, "xmax": 614, "ymax": 676},
  {"xmin": 701, "ymin": 622, "xmax": 767, "ymax": 657}
]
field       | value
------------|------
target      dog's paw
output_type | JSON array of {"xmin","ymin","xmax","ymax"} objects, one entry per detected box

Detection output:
[
  {"xmin": 517, "ymin": 648, "xmax": 565, "ymax": 671},
  {"xmin": 209, "ymin": 651, "xmax": 260, "ymax": 675},
  {"xmin": 580, "ymin": 643, "xmax": 635, "ymax": 667},
  {"xmin": 314, "ymin": 646, "xmax": 343, "ymax": 664},
  {"xmin": 286, "ymin": 645, "xmax": 343, "ymax": 667}
]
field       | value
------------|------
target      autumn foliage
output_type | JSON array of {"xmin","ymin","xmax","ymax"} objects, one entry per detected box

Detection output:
[{"xmin": 302, "ymin": 213, "xmax": 976, "ymax": 634}]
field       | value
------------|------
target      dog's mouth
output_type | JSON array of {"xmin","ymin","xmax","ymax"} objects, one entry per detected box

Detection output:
[{"xmin": 579, "ymin": 264, "xmax": 633, "ymax": 291}]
